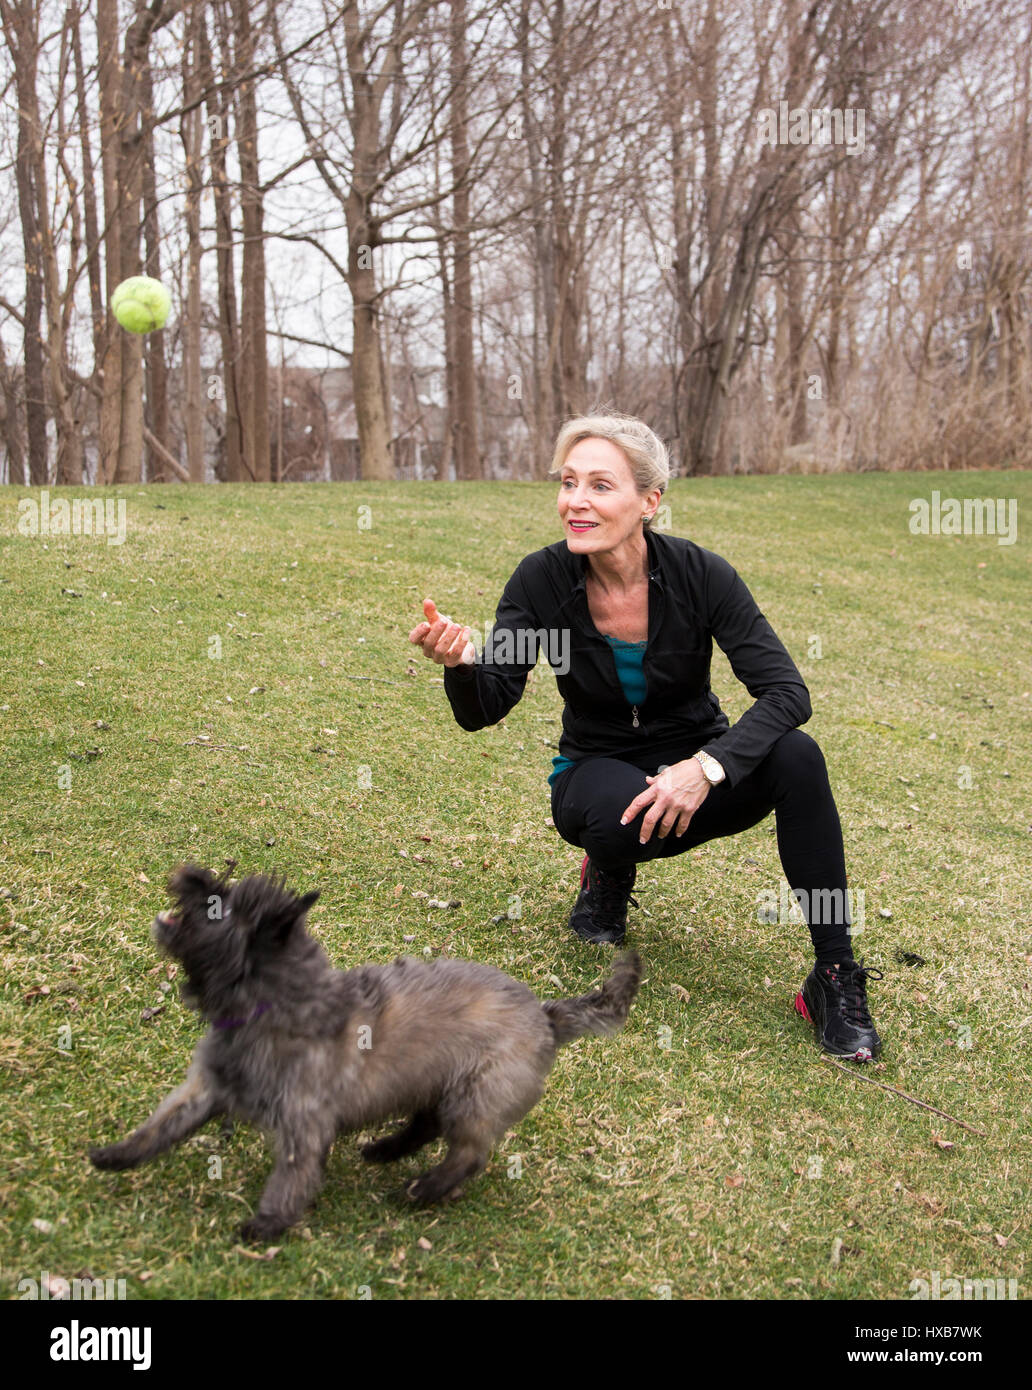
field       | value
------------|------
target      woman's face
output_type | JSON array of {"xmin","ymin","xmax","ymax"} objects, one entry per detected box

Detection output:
[{"xmin": 557, "ymin": 437, "xmax": 657, "ymax": 554}]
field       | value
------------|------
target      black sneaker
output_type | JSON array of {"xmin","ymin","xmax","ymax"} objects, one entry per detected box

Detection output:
[
  {"xmin": 568, "ymin": 855, "xmax": 638, "ymax": 945},
  {"xmin": 794, "ymin": 958, "xmax": 884, "ymax": 1061}
]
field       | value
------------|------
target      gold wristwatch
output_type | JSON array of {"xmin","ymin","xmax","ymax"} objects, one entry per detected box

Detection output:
[{"xmin": 693, "ymin": 750, "xmax": 726, "ymax": 785}]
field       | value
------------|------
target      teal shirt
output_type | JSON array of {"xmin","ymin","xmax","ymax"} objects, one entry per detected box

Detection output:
[{"xmin": 548, "ymin": 636, "xmax": 647, "ymax": 786}]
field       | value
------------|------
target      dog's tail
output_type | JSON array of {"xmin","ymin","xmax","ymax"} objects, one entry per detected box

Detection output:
[{"xmin": 542, "ymin": 951, "xmax": 641, "ymax": 1046}]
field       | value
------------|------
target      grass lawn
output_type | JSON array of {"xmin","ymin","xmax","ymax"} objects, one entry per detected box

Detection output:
[{"xmin": 0, "ymin": 471, "xmax": 1029, "ymax": 1301}]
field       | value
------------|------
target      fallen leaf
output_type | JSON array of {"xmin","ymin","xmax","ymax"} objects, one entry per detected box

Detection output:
[
  {"xmin": 417, "ymin": 1237, "xmax": 432, "ymax": 1251},
  {"xmin": 931, "ymin": 1135, "xmax": 954, "ymax": 1151},
  {"xmin": 994, "ymin": 1233, "xmax": 1008, "ymax": 1248},
  {"xmin": 724, "ymin": 1174, "xmax": 746, "ymax": 1188}
]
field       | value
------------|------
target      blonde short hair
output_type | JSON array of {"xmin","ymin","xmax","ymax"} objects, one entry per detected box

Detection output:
[{"xmin": 548, "ymin": 412, "xmax": 669, "ymax": 528}]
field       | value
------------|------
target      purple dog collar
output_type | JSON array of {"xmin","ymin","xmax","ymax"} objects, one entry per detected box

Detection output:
[{"xmin": 213, "ymin": 1001, "xmax": 271, "ymax": 1030}]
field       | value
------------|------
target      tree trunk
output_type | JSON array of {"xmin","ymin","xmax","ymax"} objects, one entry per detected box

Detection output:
[
  {"xmin": 449, "ymin": 0, "xmax": 480, "ymax": 480},
  {"xmin": 2, "ymin": 0, "xmax": 49, "ymax": 485},
  {"xmin": 203, "ymin": 2, "xmax": 245, "ymax": 480},
  {"xmin": 181, "ymin": 2, "xmax": 204, "ymax": 482},
  {"xmin": 95, "ymin": 0, "xmax": 121, "ymax": 483},
  {"xmin": 343, "ymin": 4, "xmax": 392, "ymax": 481},
  {"xmin": 520, "ymin": 1, "xmax": 553, "ymax": 478},
  {"xmin": 546, "ymin": 0, "xmax": 575, "ymax": 425},
  {"xmin": 685, "ymin": 178, "xmax": 773, "ymax": 473},
  {"xmin": 115, "ymin": 5, "xmax": 153, "ymax": 484},
  {"xmin": 231, "ymin": 0, "xmax": 270, "ymax": 481},
  {"xmin": 662, "ymin": 5, "xmax": 692, "ymax": 474},
  {"xmin": 435, "ymin": 213, "xmax": 454, "ymax": 481},
  {"xmin": 139, "ymin": 59, "xmax": 169, "ymax": 481},
  {"xmin": 111, "ymin": 0, "xmax": 183, "ymax": 485},
  {"xmin": 30, "ymin": 7, "xmax": 83, "ymax": 483},
  {"xmin": 782, "ymin": 2, "xmax": 807, "ymax": 446},
  {"xmin": 518, "ymin": 0, "xmax": 553, "ymax": 478},
  {"xmin": 72, "ymin": 3, "xmax": 104, "ymax": 481},
  {"xmin": 0, "ymin": 334, "xmax": 28, "ymax": 484},
  {"xmin": 348, "ymin": 192, "xmax": 393, "ymax": 481}
]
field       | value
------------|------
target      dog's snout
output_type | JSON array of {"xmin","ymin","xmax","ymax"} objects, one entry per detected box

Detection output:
[{"xmin": 152, "ymin": 910, "xmax": 180, "ymax": 944}]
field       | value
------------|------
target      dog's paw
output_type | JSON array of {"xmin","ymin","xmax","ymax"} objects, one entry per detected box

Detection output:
[
  {"xmin": 361, "ymin": 1136, "xmax": 402, "ymax": 1163},
  {"xmin": 89, "ymin": 1145, "xmax": 135, "ymax": 1171},
  {"xmin": 405, "ymin": 1175, "xmax": 462, "ymax": 1206},
  {"xmin": 238, "ymin": 1214, "xmax": 289, "ymax": 1243}
]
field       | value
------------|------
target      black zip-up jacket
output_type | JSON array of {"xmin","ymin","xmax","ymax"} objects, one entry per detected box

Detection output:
[{"xmin": 443, "ymin": 527, "xmax": 812, "ymax": 789}]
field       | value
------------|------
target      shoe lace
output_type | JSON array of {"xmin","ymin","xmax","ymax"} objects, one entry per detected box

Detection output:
[
  {"xmin": 825, "ymin": 958, "xmax": 883, "ymax": 1028},
  {"xmin": 590, "ymin": 865, "xmax": 639, "ymax": 914}
]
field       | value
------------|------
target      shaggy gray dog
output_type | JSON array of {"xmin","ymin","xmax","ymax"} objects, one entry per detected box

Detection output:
[{"xmin": 90, "ymin": 865, "xmax": 641, "ymax": 1241}]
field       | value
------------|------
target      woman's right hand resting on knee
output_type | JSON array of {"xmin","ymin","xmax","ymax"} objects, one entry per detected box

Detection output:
[{"xmin": 408, "ymin": 597, "xmax": 476, "ymax": 667}]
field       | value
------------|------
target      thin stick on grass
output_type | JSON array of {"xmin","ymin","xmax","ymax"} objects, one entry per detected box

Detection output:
[{"xmin": 819, "ymin": 1055, "xmax": 987, "ymax": 1137}]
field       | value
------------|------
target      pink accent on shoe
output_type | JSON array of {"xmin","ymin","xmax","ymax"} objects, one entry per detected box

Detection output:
[
  {"xmin": 853, "ymin": 1046, "xmax": 873, "ymax": 1063},
  {"xmin": 794, "ymin": 991, "xmax": 811, "ymax": 1021},
  {"xmin": 580, "ymin": 855, "xmax": 589, "ymax": 888}
]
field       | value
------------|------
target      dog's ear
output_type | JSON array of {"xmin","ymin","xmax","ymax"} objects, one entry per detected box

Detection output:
[
  {"xmin": 167, "ymin": 863, "xmax": 219, "ymax": 904},
  {"xmin": 231, "ymin": 876, "xmax": 314, "ymax": 946}
]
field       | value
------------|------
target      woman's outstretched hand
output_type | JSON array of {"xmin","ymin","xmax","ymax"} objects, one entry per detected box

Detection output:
[
  {"xmin": 620, "ymin": 758, "xmax": 711, "ymax": 844},
  {"xmin": 408, "ymin": 597, "xmax": 476, "ymax": 667}
]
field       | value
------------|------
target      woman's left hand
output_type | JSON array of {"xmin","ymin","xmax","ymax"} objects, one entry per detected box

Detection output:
[{"xmin": 620, "ymin": 758, "xmax": 711, "ymax": 843}]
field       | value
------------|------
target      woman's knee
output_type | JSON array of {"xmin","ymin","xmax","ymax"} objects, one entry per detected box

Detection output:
[
  {"xmin": 551, "ymin": 758, "xmax": 649, "ymax": 863},
  {"xmin": 768, "ymin": 728, "xmax": 827, "ymax": 776}
]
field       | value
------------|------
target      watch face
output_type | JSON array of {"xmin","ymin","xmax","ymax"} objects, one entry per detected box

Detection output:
[{"xmin": 696, "ymin": 752, "xmax": 722, "ymax": 783}]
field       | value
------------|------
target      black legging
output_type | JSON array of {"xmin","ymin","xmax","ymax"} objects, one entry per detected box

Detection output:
[{"xmin": 550, "ymin": 729, "xmax": 854, "ymax": 956}]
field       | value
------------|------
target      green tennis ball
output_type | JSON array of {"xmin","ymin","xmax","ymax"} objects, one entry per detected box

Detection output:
[{"xmin": 111, "ymin": 276, "xmax": 172, "ymax": 334}]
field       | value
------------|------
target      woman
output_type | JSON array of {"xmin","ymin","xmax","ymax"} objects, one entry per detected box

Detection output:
[{"xmin": 408, "ymin": 413, "xmax": 882, "ymax": 1062}]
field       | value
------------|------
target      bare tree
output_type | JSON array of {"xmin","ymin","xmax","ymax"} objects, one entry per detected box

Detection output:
[
  {"xmin": 1, "ymin": 0, "xmax": 48, "ymax": 484},
  {"xmin": 447, "ymin": 0, "xmax": 479, "ymax": 479},
  {"xmin": 202, "ymin": 0, "xmax": 246, "ymax": 481},
  {"xmin": 230, "ymin": 0, "xmax": 270, "ymax": 482},
  {"xmin": 180, "ymin": 0, "xmax": 205, "ymax": 482}
]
